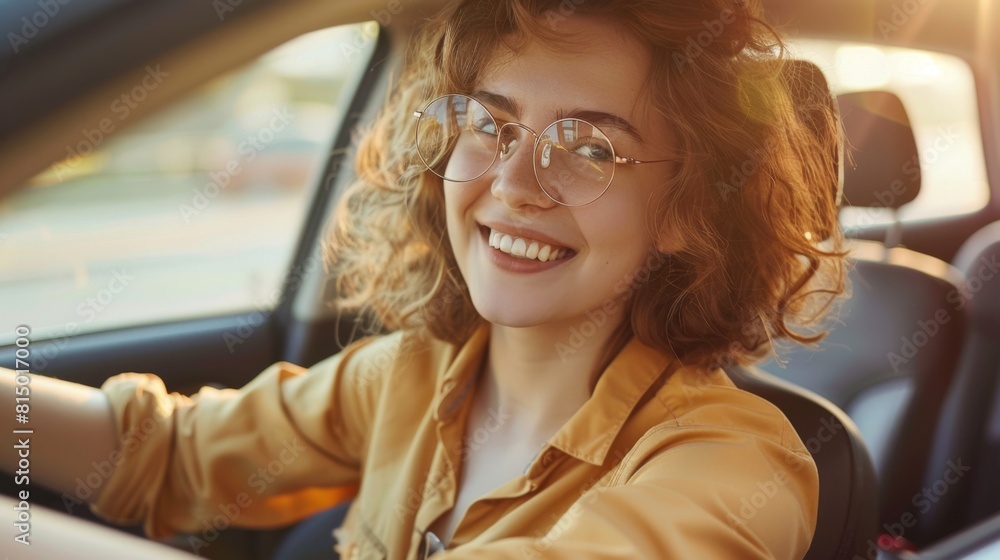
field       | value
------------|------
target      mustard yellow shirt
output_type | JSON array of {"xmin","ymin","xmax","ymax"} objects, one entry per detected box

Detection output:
[{"xmin": 90, "ymin": 323, "xmax": 818, "ymax": 559}]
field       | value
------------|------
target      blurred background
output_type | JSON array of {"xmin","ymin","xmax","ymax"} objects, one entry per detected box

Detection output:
[{"xmin": 0, "ymin": 23, "xmax": 377, "ymax": 344}]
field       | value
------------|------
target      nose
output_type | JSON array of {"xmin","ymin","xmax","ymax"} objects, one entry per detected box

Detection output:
[{"xmin": 490, "ymin": 123, "xmax": 556, "ymax": 210}]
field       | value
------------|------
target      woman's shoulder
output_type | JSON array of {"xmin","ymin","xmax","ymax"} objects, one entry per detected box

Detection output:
[
  {"xmin": 638, "ymin": 363, "xmax": 813, "ymax": 463},
  {"xmin": 597, "ymin": 364, "xmax": 819, "ymax": 559},
  {"xmin": 604, "ymin": 363, "xmax": 819, "ymax": 542}
]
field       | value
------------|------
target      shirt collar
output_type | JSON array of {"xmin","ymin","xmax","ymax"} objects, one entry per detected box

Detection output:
[
  {"xmin": 433, "ymin": 322, "xmax": 674, "ymax": 465},
  {"xmin": 433, "ymin": 322, "xmax": 490, "ymax": 422},
  {"xmin": 548, "ymin": 336, "xmax": 673, "ymax": 466}
]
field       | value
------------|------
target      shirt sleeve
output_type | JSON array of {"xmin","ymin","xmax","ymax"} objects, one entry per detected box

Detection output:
[
  {"xmin": 88, "ymin": 332, "xmax": 403, "ymax": 539},
  {"xmin": 437, "ymin": 424, "xmax": 819, "ymax": 560}
]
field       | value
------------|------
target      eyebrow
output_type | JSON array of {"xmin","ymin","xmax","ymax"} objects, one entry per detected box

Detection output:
[
  {"xmin": 472, "ymin": 90, "xmax": 645, "ymax": 143},
  {"xmin": 473, "ymin": 90, "xmax": 523, "ymax": 120}
]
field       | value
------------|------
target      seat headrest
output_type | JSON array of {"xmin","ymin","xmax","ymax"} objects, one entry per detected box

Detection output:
[{"xmin": 837, "ymin": 91, "xmax": 921, "ymax": 209}]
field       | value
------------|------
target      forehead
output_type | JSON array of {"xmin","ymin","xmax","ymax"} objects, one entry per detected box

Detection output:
[{"xmin": 476, "ymin": 16, "xmax": 654, "ymax": 122}]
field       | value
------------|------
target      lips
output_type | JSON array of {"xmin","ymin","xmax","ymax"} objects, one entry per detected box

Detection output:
[{"xmin": 488, "ymin": 228, "xmax": 568, "ymax": 262}]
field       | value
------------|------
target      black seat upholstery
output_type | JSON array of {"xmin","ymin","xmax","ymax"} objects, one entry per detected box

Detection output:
[
  {"xmin": 726, "ymin": 365, "xmax": 878, "ymax": 560},
  {"xmin": 919, "ymin": 221, "xmax": 1000, "ymax": 542},
  {"xmin": 273, "ymin": 500, "xmax": 351, "ymax": 560},
  {"xmin": 760, "ymin": 88, "xmax": 967, "ymax": 547},
  {"xmin": 766, "ymin": 242, "xmax": 966, "ymax": 545}
]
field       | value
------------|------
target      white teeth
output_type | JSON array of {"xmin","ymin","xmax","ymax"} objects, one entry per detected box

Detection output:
[
  {"xmin": 487, "ymin": 228, "xmax": 569, "ymax": 262},
  {"xmin": 511, "ymin": 238, "xmax": 527, "ymax": 257}
]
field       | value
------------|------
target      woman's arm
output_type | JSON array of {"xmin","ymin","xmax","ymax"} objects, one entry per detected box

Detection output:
[
  {"xmin": 1, "ymin": 367, "xmax": 119, "ymax": 502},
  {"xmin": 0, "ymin": 329, "xmax": 395, "ymax": 539},
  {"xmin": 0, "ymin": 493, "xmax": 198, "ymax": 559}
]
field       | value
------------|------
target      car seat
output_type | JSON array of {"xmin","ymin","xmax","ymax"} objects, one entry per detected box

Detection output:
[
  {"xmin": 919, "ymin": 221, "xmax": 1000, "ymax": 542},
  {"xmin": 760, "ymin": 88, "xmax": 967, "ymax": 548}
]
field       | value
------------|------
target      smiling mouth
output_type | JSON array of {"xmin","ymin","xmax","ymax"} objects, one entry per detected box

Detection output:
[{"xmin": 480, "ymin": 226, "xmax": 573, "ymax": 262}]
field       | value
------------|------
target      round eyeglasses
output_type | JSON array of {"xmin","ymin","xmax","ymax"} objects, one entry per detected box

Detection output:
[{"xmin": 413, "ymin": 94, "xmax": 678, "ymax": 206}]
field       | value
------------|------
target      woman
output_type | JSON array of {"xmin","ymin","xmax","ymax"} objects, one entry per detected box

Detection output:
[{"xmin": 2, "ymin": 0, "xmax": 844, "ymax": 558}]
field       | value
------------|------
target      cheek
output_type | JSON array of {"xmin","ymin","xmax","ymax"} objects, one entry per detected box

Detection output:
[
  {"xmin": 580, "ymin": 192, "xmax": 654, "ymax": 251},
  {"xmin": 443, "ymin": 184, "xmax": 463, "ymax": 237},
  {"xmin": 575, "ymin": 192, "xmax": 660, "ymax": 292},
  {"xmin": 443, "ymin": 181, "xmax": 481, "ymax": 246},
  {"xmin": 444, "ymin": 136, "xmax": 496, "ymax": 181},
  {"xmin": 445, "ymin": 180, "xmax": 477, "ymax": 212}
]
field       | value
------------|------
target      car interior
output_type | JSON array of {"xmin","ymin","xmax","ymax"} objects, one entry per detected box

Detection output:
[{"xmin": 0, "ymin": 0, "xmax": 998, "ymax": 559}]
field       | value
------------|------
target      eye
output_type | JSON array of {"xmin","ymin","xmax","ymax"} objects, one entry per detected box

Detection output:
[
  {"xmin": 472, "ymin": 117, "xmax": 497, "ymax": 135},
  {"xmin": 572, "ymin": 140, "xmax": 613, "ymax": 162}
]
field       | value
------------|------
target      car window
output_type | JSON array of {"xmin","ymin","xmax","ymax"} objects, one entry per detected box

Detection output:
[
  {"xmin": 788, "ymin": 39, "xmax": 989, "ymax": 228},
  {"xmin": 0, "ymin": 23, "xmax": 379, "ymax": 345}
]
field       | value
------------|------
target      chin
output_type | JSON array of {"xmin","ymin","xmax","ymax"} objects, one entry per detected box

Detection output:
[{"xmin": 469, "ymin": 289, "xmax": 557, "ymax": 329}]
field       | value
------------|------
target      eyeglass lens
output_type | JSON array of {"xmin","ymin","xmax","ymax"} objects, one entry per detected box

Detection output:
[{"xmin": 415, "ymin": 94, "xmax": 616, "ymax": 206}]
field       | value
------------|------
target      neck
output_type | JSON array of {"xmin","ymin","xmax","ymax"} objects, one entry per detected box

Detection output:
[{"xmin": 478, "ymin": 315, "xmax": 628, "ymax": 438}]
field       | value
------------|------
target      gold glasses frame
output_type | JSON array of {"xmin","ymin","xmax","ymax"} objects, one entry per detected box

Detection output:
[{"xmin": 412, "ymin": 93, "xmax": 679, "ymax": 206}]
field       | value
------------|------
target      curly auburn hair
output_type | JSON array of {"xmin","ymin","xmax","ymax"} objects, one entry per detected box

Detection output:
[{"xmin": 325, "ymin": 0, "xmax": 847, "ymax": 369}]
